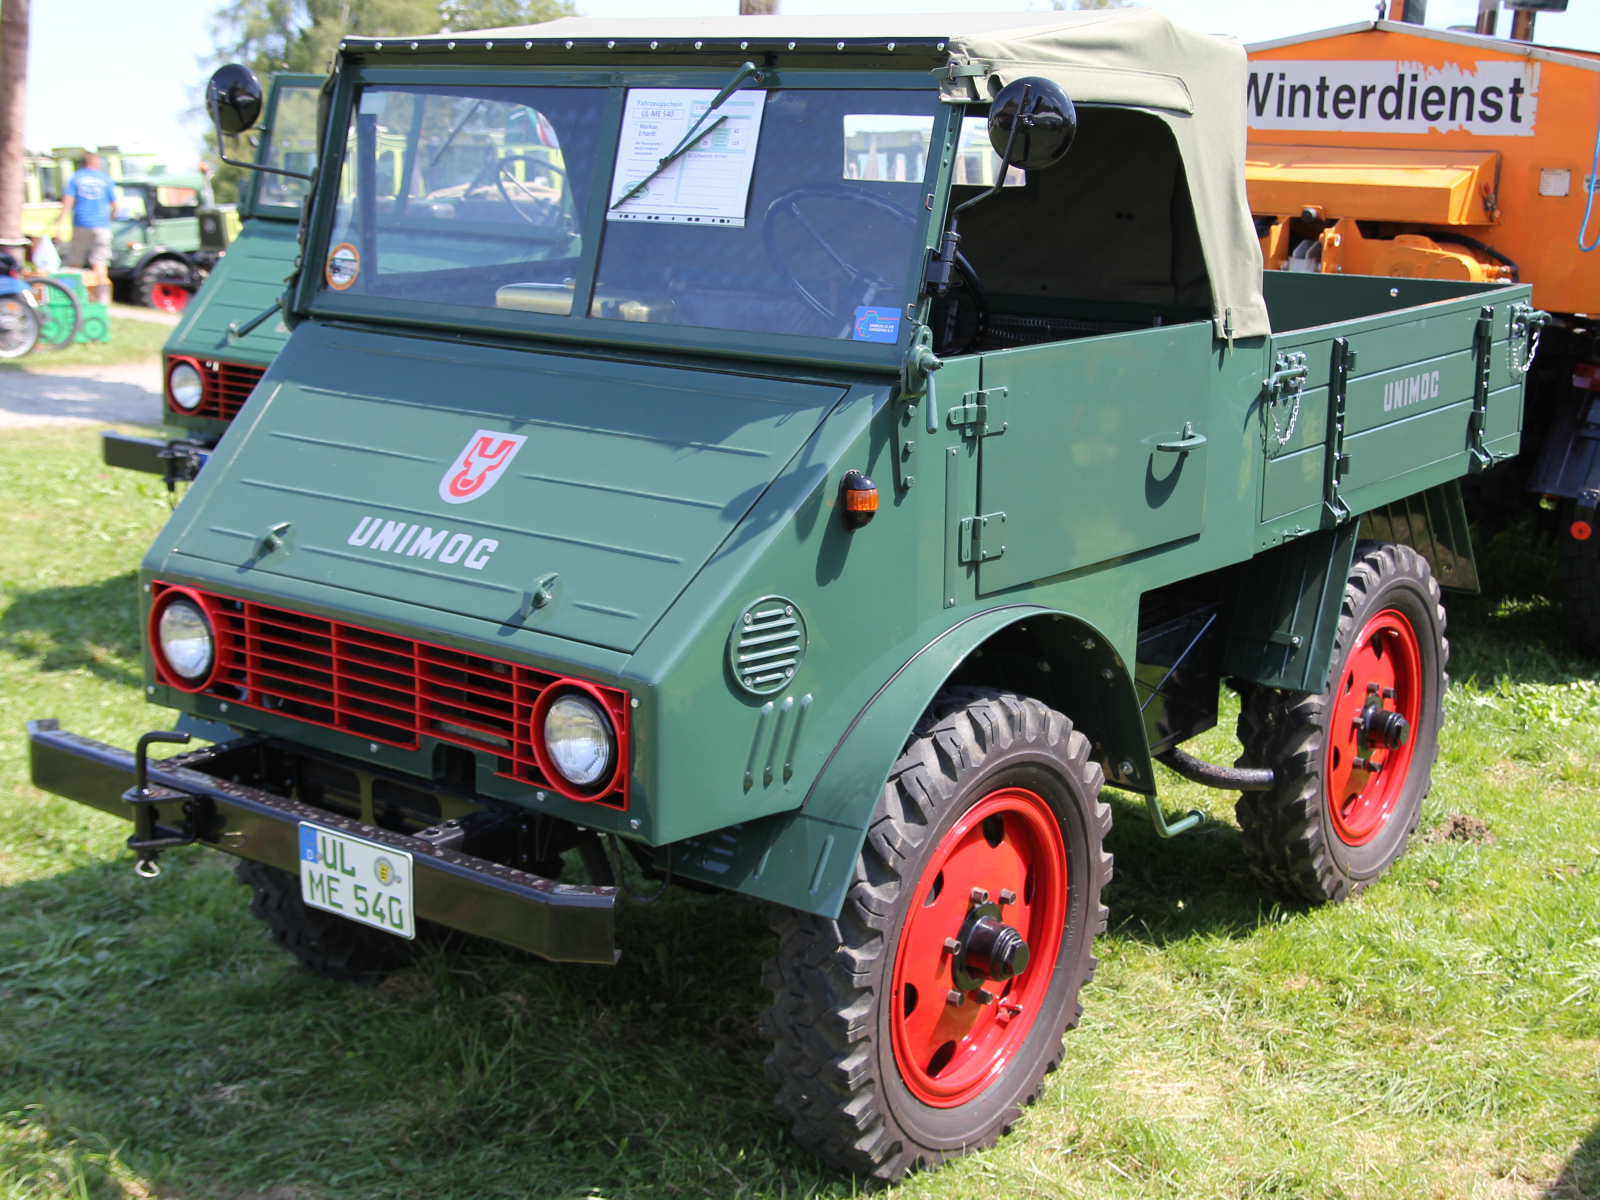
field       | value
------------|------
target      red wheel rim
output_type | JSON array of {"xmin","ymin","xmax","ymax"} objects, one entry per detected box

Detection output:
[
  {"xmin": 150, "ymin": 283, "xmax": 189, "ymax": 313},
  {"xmin": 1324, "ymin": 608, "xmax": 1423, "ymax": 846},
  {"xmin": 889, "ymin": 786, "xmax": 1067, "ymax": 1108}
]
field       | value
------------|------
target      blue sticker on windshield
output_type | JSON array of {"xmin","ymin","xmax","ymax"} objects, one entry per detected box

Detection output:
[{"xmin": 854, "ymin": 306, "xmax": 902, "ymax": 343}]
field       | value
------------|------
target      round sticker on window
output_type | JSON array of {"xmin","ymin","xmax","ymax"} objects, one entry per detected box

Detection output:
[{"xmin": 325, "ymin": 243, "xmax": 360, "ymax": 291}]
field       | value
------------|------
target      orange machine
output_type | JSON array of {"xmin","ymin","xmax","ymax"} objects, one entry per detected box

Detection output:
[
  {"xmin": 1247, "ymin": 19, "xmax": 1600, "ymax": 308},
  {"xmin": 1246, "ymin": 19, "xmax": 1600, "ymax": 655}
]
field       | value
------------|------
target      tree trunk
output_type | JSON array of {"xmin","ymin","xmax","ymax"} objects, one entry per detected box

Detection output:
[{"xmin": 0, "ymin": 0, "xmax": 28, "ymax": 245}]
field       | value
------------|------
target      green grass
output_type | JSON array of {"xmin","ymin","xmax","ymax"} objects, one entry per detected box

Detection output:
[
  {"xmin": 0, "ymin": 315, "xmax": 170, "ymax": 372},
  {"xmin": 1, "ymin": 424, "xmax": 1597, "ymax": 1199}
]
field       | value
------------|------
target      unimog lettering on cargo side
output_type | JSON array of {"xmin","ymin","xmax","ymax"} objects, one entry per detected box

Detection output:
[{"xmin": 29, "ymin": 11, "xmax": 1543, "ymax": 1182}]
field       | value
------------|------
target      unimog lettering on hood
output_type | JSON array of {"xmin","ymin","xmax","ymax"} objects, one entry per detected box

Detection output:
[{"xmin": 346, "ymin": 516, "xmax": 499, "ymax": 569}]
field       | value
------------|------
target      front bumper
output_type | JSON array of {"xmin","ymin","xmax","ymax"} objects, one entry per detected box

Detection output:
[
  {"xmin": 27, "ymin": 720, "xmax": 616, "ymax": 964},
  {"xmin": 101, "ymin": 432, "xmax": 212, "ymax": 483}
]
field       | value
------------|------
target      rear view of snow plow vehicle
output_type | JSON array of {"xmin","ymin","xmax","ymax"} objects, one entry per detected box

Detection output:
[{"xmin": 1246, "ymin": 13, "xmax": 1600, "ymax": 653}]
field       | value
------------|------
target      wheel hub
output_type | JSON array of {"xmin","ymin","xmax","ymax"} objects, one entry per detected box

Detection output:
[{"xmin": 949, "ymin": 890, "xmax": 1031, "ymax": 990}]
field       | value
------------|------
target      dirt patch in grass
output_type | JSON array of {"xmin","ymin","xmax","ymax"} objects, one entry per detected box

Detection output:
[{"xmin": 1424, "ymin": 813, "xmax": 1496, "ymax": 844}]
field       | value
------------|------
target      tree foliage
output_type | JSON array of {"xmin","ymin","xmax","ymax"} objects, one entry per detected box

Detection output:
[
  {"xmin": 210, "ymin": 0, "xmax": 575, "ymax": 79},
  {"xmin": 203, "ymin": 0, "xmax": 574, "ymax": 200}
]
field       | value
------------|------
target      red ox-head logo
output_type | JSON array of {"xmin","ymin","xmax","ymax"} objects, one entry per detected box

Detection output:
[{"xmin": 439, "ymin": 430, "xmax": 528, "ymax": 504}]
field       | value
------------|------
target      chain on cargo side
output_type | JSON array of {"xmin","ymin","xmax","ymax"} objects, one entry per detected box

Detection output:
[
  {"xmin": 1509, "ymin": 304, "xmax": 1550, "ymax": 376},
  {"xmin": 1264, "ymin": 352, "xmax": 1308, "ymax": 447}
]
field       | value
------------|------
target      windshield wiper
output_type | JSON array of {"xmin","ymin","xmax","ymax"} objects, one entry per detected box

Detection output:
[{"xmin": 610, "ymin": 61, "xmax": 763, "ymax": 211}]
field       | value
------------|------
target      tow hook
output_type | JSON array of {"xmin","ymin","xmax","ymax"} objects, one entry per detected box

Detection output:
[
  {"xmin": 944, "ymin": 887, "xmax": 1030, "ymax": 1007},
  {"xmin": 122, "ymin": 731, "xmax": 211, "ymax": 877}
]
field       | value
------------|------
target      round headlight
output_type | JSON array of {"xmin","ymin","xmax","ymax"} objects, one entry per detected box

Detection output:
[
  {"xmin": 169, "ymin": 362, "xmax": 203, "ymax": 411},
  {"xmin": 542, "ymin": 693, "xmax": 615, "ymax": 788},
  {"xmin": 157, "ymin": 597, "xmax": 215, "ymax": 682}
]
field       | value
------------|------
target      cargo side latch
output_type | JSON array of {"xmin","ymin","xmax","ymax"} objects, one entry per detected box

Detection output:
[
  {"xmin": 1322, "ymin": 339, "xmax": 1355, "ymax": 525},
  {"xmin": 1263, "ymin": 351, "xmax": 1307, "ymax": 449}
]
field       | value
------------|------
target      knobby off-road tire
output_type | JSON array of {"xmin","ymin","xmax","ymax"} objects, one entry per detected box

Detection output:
[
  {"xmin": 761, "ymin": 687, "xmax": 1112, "ymax": 1181},
  {"xmin": 1556, "ymin": 522, "xmax": 1600, "ymax": 659},
  {"xmin": 1235, "ymin": 541, "xmax": 1448, "ymax": 904},
  {"xmin": 134, "ymin": 258, "xmax": 193, "ymax": 313},
  {"xmin": 236, "ymin": 859, "xmax": 415, "ymax": 984}
]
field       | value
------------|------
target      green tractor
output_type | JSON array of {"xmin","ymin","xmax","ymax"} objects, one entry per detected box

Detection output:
[
  {"xmin": 34, "ymin": 14, "xmax": 1542, "ymax": 1181},
  {"xmin": 107, "ymin": 172, "xmax": 242, "ymax": 312}
]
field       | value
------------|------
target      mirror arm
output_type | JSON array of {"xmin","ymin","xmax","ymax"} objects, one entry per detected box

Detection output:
[
  {"xmin": 212, "ymin": 113, "xmax": 315, "ymax": 182},
  {"xmin": 923, "ymin": 84, "xmax": 1031, "ymax": 299}
]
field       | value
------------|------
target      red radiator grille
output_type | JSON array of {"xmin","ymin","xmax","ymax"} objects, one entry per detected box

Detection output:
[
  {"xmin": 152, "ymin": 583, "xmax": 630, "ymax": 809},
  {"xmin": 166, "ymin": 356, "xmax": 266, "ymax": 421}
]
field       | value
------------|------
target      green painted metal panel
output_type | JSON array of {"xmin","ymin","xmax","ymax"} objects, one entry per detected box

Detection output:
[
  {"xmin": 975, "ymin": 321, "xmax": 1214, "ymax": 592},
  {"xmin": 1261, "ymin": 440, "xmax": 1325, "ymax": 524},
  {"xmin": 1261, "ymin": 271, "xmax": 1504, "ymax": 332},
  {"xmin": 163, "ymin": 324, "xmax": 846, "ymax": 654},
  {"xmin": 164, "ymin": 219, "xmax": 301, "ymax": 370},
  {"xmin": 1342, "ymin": 401, "xmax": 1473, "ymax": 494}
]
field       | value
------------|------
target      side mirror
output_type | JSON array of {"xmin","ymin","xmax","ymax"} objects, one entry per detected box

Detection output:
[
  {"xmin": 207, "ymin": 64, "xmax": 264, "ymax": 136},
  {"xmin": 987, "ymin": 77, "xmax": 1076, "ymax": 171}
]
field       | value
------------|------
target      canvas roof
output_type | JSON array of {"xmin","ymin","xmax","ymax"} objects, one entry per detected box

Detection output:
[{"xmin": 347, "ymin": 9, "xmax": 1268, "ymax": 338}]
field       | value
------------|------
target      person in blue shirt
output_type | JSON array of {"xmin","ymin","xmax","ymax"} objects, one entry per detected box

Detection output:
[{"xmin": 53, "ymin": 152, "xmax": 115, "ymax": 302}]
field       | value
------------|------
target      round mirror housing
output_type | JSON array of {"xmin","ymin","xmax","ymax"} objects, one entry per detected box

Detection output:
[
  {"xmin": 987, "ymin": 77, "xmax": 1076, "ymax": 171},
  {"xmin": 207, "ymin": 64, "xmax": 264, "ymax": 136}
]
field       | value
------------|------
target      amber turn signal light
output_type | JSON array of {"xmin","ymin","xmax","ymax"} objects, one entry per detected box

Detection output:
[{"xmin": 840, "ymin": 470, "xmax": 878, "ymax": 530}]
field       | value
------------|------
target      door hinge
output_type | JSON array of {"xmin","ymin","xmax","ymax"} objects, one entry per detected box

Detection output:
[
  {"xmin": 958, "ymin": 512, "xmax": 1006, "ymax": 563},
  {"xmin": 947, "ymin": 387, "xmax": 1007, "ymax": 434},
  {"xmin": 1323, "ymin": 338, "xmax": 1355, "ymax": 526},
  {"xmin": 1469, "ymin": 305, "xmax": 1496, "ymax": 470}
]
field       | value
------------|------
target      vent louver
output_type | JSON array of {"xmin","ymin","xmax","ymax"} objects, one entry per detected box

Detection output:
[{"xmin": 729, "ymin": 596, "xmax": 807, "ymax": 696}]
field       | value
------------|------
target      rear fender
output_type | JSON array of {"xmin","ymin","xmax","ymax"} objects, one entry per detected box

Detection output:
[{"xmin": 666, "ymin": 606, "xmax": 1148, "ymax": 918}]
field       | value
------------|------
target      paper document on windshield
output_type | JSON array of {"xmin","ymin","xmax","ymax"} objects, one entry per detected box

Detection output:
[{"xmin": 608, "ymin": 88, "xmax": 767, "ymax": 226}]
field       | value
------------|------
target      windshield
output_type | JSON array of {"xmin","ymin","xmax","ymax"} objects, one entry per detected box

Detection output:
[
  {"xmin": 257, "ymin": 82, "xmax": 322, "ymax": 213},
  {"xmin": 592, "ymin": 89, "xmax": 936, "ymax": 341},
  {"xmin": 113, "ymin": 185, "xmax": 147, "ymax": 221},
  {"xmin": 322, "ymin": 85, "xmax": 604, "ymax": 311},
  {"xmin": 318, "ymin": 82, "xmax": 937, "ymax": 347}
]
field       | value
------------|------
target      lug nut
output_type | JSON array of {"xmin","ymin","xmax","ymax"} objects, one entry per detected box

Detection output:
[
  {"xmin": 973, "ymin": 989, "xmax": 995, "ymax": 1006},
  {"xmin": 946, "ymin": 989, "xmax": 965, "ymax": 1007},
  {"xmin": 970, "ymin": 887, "xmax": 989, "ymax": 905},
  {"xmin": 999, "ymin": 888, "xmax": 1017, "ymax": 905},
  {"xmin": 943, "ymin": 938, "xmax": 961, "ymax": 955}
]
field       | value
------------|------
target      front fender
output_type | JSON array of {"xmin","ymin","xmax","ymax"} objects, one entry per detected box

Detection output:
[{"xmin": 667, "ymin": 604, "xmax": 1147, "ymax": 918}]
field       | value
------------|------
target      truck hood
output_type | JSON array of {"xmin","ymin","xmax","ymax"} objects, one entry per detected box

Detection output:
[
  {"xmin": 168, "ymin": 218, "xmax": 300, "ymax": 364},
  {"xmin": 168, "ymin": 326, "xmax": 847, "ymax": 653}
]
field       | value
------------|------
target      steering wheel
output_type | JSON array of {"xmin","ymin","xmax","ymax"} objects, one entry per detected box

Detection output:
[
  {"xmin": 492, "ymin": 155, "xmax": 569, "ymax": 225},
  {"xmin": 762, "ymin": 184, "xmax": 918, "ymax": 331}
]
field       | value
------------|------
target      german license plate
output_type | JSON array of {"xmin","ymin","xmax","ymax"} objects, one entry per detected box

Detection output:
[{"xmin": 298, "ymin": 823, "xmax": 414, "ymax": 939}]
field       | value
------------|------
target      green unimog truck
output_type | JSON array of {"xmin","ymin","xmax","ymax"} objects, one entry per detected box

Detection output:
[
  {"xmin": 102, "ymin": 74, "xmax": 323, "ymax": 485},
  {"xmin": 30, "ymin": 11, "xmax": 1541, "ymax": 1181}
]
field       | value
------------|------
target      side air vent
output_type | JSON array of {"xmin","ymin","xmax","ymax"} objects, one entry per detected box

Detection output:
[{"xmin": 729, "ymin": 595, "xmax": 807, "ymax": 696}]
